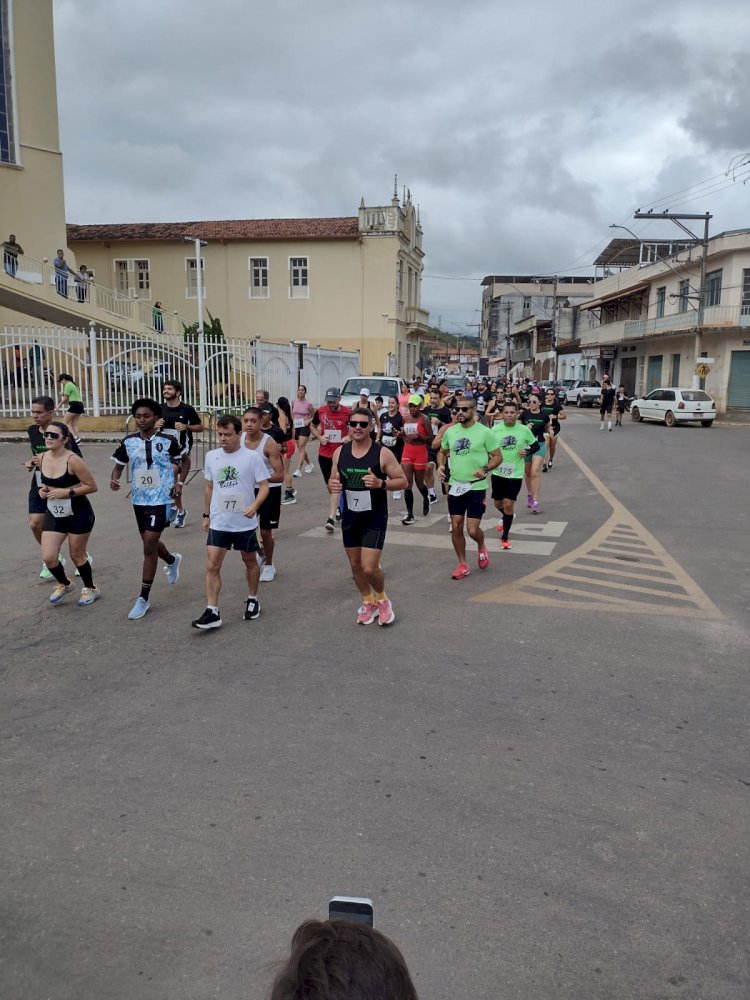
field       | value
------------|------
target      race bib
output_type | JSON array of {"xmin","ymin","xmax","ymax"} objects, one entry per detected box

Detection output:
[
  {"xmin": 449, "ymin": 481, "xmax": 473, "ymax": 497},
  {"xmin": 35, "ymin": 469, "xmax": 42, "ymax": 487},
  {"xmin": 496, "ymin": 464, "xmax": 517, "ymax": 478},
  {"xmin": 293, "ymin": 418, "xmax": 306, "ymax": 429},
  {"xmin": 381, "ymin": 434, "xmax": 396, "ymax": 447},
  {"xmin": 345, "ymin": 489, "xmax": 372, "ymax": 512},
  {"xmin": 404, "ymin": 422, "xmax": 418, "ymax": 436},
  {"xmin": 135, "ymin": 467, "xmax": 161, "ymax": 490},
  {"xmin": 326, "ymin": 428, "xmax": 342, "ymax": 443},
  {"xmin": 47, "ymin": 497, "xmax": 72, "ymax": 517},
  {"xmin": 218, "ymin": 492, "xmax": 245, "ymax": 514},
  {"xmin": 431, "ymin": 422, "xmax": 441, "ymax": 435}
]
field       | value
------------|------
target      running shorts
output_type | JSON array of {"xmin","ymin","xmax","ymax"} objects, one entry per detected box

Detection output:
[
  {"xmin": 42, "ymin": 503, "xmax": 95, "ymax": 535},
  {"xmin": 447, "ymin": 489, "xmax": 487, "ymax": 519},
  {"xmin": 491, "ymin": 476, "xmax": 523, "ymax": 502},
  {"xmin": 294, "ymin": 426, "xmax": 311, "ymax": 440},
  {"xmin": 134, "ymin": 503, "xmax": 170, "ymax": 534},
  {"xmin": 28, "ymin": 482, "xmax": 47, "ymax": 515},
  {"xmin": 206, "ymin": 527, "xmax": 260, "ymax": 552},
  {"xmin": 67, "ymin": 401, "xmax": 85, "ymax": 415},
  {"xmin": 318, "ymin": 455, "xmax": 334, "ymax": 483},
  {"xmin": 255, "ymin": 486, "xmax": 281, "ymax": 530},
  {"xmin": 401, "ymin": 441, "xmax": 429, "ymax": 470},
  {"xmin": 341, "ymin": 512, "xmax": 388, "ymax": 550}
]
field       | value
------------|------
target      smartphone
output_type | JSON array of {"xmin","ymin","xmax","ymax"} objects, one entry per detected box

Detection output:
[{"xmin": 328, "ymin": 895, "xmax": 374, "ymax": 926}]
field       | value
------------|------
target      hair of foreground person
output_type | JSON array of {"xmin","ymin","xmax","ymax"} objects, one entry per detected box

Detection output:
[{"xmin": 269, "ymin": 919, "xmax": 419, "ymax": 1000}]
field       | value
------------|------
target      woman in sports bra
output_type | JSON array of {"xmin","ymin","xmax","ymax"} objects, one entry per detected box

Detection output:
[{"xmin": 37, "ymin": 421, "xmax": 100, "ymax": 606}]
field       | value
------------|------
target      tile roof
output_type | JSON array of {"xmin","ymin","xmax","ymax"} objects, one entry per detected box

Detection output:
[{"xmin": 67, "ymin": 217, "xmax": 360, "ymax": 242}]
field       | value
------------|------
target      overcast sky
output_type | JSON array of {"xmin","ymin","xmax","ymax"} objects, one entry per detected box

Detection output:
[{"xmin": 54, "ymin": 0, "xmax": 750, "ymax": 336}]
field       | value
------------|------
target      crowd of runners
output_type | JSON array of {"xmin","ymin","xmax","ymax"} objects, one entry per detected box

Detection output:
[{"xmin": 23, "ymin": 372, "xmax": 582, "ymax": 629}]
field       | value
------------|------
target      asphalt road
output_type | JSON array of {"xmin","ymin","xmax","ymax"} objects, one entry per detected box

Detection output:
[{"xmin": 1, "ymin": 411, "xmax": 748, "ymax": 1000}]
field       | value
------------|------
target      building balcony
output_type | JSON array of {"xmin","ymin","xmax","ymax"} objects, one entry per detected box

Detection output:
[
  {"xmin": 406, "ymin": 306, "xmax": 430, "ymax": 334},
  {"xmin": 624, "ymin": 304, "xmax": 750, "ymax": 338}
]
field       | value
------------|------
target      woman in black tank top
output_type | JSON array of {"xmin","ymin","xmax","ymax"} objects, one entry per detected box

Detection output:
[{"xmin": 38, "ymin": 421, "xmax": 100, "ymax": 606}]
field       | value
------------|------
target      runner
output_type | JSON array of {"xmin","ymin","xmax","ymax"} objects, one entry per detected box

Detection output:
[
  {"xmin": 377, "ymin": 396, "xmax": 404, "ymax": 501},
  {"xmin": 157, "ymin": 379, "xmax": 204, "ymax": 528},
  {"xmin": 599, "ymin": 376, "xmax": 616, "ymax": 431},
  {"xmin": 488, "ymin": 401, "xmax": 537, "ymax": 549},
  {"xmin": 276, "ymin": 396, "xmax": 298, "ymax": 505},
  {"xmin": 422, "ymin": 387, "xmax": 452, "ymax": 505},
  {"xmin": 540, "ymin": 388, "xmax": 566, "ymax": 471},
  {"xmin": 399, "ymin": 394, "xmax": 433, "ymax": 525},
  {"xmin": 25, "ymin": 395, "xmax": 86, "ymax": 580},
  {"xmin": 242, "ymin": 406, "xmax": 284, "ymax": 581},
  {"xmin": 255, "ymin": 388, "xmax": 279, "ymax": 424},
  {"xmin": 437, "ymin": 396, "xmax": 502, "ymax": 578},
  {"xmin": 191, "ymin": 414, "xmax": 269, "ymax": 629},
  {"xmin": 328, "ymin": 407, "xmax": 407, "ymax": 626},
  {"xmin": 291, "ymin": 385, "xmax": 315, "ymax": 476},
  {"xmin": 37, "ymin": 421, "xmax": 100, "ymax": 606},
  {"xmin": 356, "ymin": 387, "xmax": 381, "ymax": 438},
  {"xmin": 615, "ymin": 385, "xmax": 628, "ymax": 427},
  {"xmin": 309, "ymin": 387, "xmax": 351, "ymax": 531},
  {"xmin": 520, "ymin": 393, "xmax": 550, "ymax": 515},
  {"xmin": 110, "ymin": 398, "xmax": 184, "ymax": 620},
  {"xmin": 56, "ymin": 372, "xmax": 84, "ymax": 443}
]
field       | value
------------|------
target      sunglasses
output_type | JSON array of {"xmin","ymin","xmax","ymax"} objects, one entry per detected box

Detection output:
[
  {"xmin": 455, "ymin": 406, "xmax": 473, "ymax": 412},
  {"xmin": 42, "ymin": 431, "xmax": 63, "ymax": 439},
  {"xmin": 348, "ymin": 420, "xmax": 370, "ymax": 428}
]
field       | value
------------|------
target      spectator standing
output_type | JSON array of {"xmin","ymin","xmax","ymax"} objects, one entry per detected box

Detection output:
[
  {"xmin": 56, "ymin": 373, "xmax": 85, "ymax": 442},
  {"xmin": 74, "ymin": 265, "xmax": 91, "ymax": 303},
  {"xmin": 3, "ymin": 234, "xmax": 23, "ymax": 276},
  {"xmin": 152, "ymin": 301, "xmax": 164, "ymax": 333},
  {"xmin": 52, "ymin": 249, "xmax": 74, "ymax": 298}
]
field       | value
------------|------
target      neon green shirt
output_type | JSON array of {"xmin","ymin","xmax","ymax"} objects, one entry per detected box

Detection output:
[
  {"xmin": 441, "ymin": 421, "xmax": 493, "ymax": 490},
  {"xmin": 488, "ymin": 421, "xmax": 536, "ymax": 478},
  {"xmin": 63, "ymin": 381, "xmax": 82, "ymax": 403}
]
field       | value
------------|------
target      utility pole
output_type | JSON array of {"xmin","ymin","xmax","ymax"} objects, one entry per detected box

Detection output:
[
  {"xmin": 504, "ymin": 302, "xmax": 512, "ymax": 376},
  {"xmin": 551, "ymin": 275, "xmax": 559, "ymax": 381},
  {"xmin": 634, "ymin": 210, "xmax": 712, "ymax": 388}
]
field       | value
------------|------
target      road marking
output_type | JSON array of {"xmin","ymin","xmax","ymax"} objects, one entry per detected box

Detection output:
[
  {"xmin": 300, "ymin": 526, "xmax": 556, "ymax": 555},
  {"xmin": 472, "ymin": 438, "xmax": 723, "ymax": 619}
]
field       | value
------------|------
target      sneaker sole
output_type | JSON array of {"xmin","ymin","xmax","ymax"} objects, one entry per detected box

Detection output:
[
  {"xmin": 78, "ymin": 594, "xmax": 101, "ymax": 606},
  {"xmin": 378, "ymin": 611, "xmax": 396, "ymax": 626},
  {"xmin": 358, "ymin": 615, "xmax": 379, "ymax": 625},
  {"xmin": 192, "ymin": 620, "xmax": 223, "ymax": 630}
]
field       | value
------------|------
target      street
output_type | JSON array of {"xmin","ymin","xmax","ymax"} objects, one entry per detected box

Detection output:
[{"xmin": 1, "ymin": 411, "xmax": 748, "ymax": 1000}]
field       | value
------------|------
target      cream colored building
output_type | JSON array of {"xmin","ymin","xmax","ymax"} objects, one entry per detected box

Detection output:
[
  {"xmin": 0, "ymin": 0, "xmax": 429, "ymax": 375},
  {"xmin": 577, "ymin": 230, "xmax": 750, "ymax": 411},
  {"xmin": 67, "ymin": 193, "xmax": 430, "ymax": 377}
]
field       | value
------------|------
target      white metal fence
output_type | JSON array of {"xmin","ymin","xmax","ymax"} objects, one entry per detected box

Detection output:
[{"xmin": 0, "ymin": 326, "xmax": 359, "ymax": 418}]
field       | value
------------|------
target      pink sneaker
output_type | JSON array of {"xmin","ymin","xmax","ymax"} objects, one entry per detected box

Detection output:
[
  {"xmin": 531, "ymin": 500, "xmax": 540, "ymax": 515},
  {"xmin": 527, "ymin": 493, "xmax": 534, "ymax": 508},
  {"xmin": 377, "ymin": 598, "xmax": 396, "ymax": 626},
  {"xmin": 357, "ymin": 601, "xmax": 379, "ymax": 625}
]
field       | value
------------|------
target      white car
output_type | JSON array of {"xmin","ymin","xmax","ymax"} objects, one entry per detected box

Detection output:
[
  {"xmin": 630, "ymin": 387, "xmax": 716, "ymax": 427},
  {"xmin": 340, "ymin": 376, "xmax": 406, "ymax": 409}
]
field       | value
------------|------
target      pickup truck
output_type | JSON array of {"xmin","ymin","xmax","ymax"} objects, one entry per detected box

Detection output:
[
  {"xmin": 566, "ymin": 380, "xmax": 601, "ymax": 407},
  {"xmin": 339, "ymin": 376, "xmax": 406, "ymax": 409}
]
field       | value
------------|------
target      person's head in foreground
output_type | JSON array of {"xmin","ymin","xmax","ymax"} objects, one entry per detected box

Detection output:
[{"xmin": 270, "ymin": 919, "xmax": 419, "ymax": 1000}]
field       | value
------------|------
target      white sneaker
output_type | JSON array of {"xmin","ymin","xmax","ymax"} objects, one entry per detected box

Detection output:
[
  {"xmin": 260, "ymin": 564, "xmax": 276, "ymax": 582},
  {"xmin": 304, "ymin": 463, "xmax": 314, "ymax": 474},
  {"xmin": 393, "ymin": 491, "xmax": 402, "ymax": 500},
  {"xmin": 292, "ymin": 468, "xmax": 302, "ymax": 478}
]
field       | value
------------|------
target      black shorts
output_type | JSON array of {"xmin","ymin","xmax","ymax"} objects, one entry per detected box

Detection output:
[
  {"xmin": 42, "ymin": 503, "xmax": 95, "ymax": 535},
  {"xmin": 28, "ymin": 482, "xmax": 46, "ymax": 515},
  {"xmin": 206, "ymin": 528, "xmax": 260, "ymax": 552},
  {"xmin": 428, "ymin": 448, "xmax": 439, "ymax": 465},
  {"xmin": 294, "ymin": 426, "xmax": 311, "ymax": 440},
  {"xmin": 318, "ymin": 455, "xmax": 334, "ymax": 483},
  {"xmin": 134, "ymin": 503, "xmax": 170, "ymax": 534},
  {"xmin": 67, "ymin": 401, "xmax": 85, "ymax": 415},
  {"xmin": 490, "ymin": 476, "xmax": 523, "ymax": 502},
  {"xmin": 341, "ymin": 513, "xmax": 388, "ymax": 550},
  {"xmin": 600, "ymin": 404, "xmax": 613, "ymax": 415},
  {"xmin": 255, "ymin": 486, "xmax": 281, "ymax": 530},
  {"xmin": 447, "ymin": 489, "xmax": 487, "ymax": 519}
]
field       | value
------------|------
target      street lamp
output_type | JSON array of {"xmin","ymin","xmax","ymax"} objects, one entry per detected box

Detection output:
[{"xmin": 181, "ymin": 235, "xmax": 207, "ymax": 409}]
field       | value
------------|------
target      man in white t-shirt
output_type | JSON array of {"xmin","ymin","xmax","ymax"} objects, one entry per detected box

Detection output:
[{"xmin": 191, "ymin": 414, "xmax": 269, "ymax": 630}]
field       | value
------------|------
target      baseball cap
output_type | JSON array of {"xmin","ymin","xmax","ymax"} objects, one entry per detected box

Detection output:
[
  {"xmin": 408, "ymin": 394, "xmax": 422, "ymax": 406},
  {"xmin": 325, "ymin": 387, "xmax": 340, "ymax": 400},
  {"xmin": 359, "ymin": 387, "xmax": 371, "ymax": 397}
]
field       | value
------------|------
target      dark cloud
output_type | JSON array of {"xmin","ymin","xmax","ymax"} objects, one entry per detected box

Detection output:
[{"xmin": 53, "ymin": 0, "xmax": 750, "ymax": 329}]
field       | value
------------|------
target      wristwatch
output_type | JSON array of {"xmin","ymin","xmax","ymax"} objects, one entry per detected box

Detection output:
[{"xmin": 68, "ymin": 487, "xmax": 75, "ymax": 498}]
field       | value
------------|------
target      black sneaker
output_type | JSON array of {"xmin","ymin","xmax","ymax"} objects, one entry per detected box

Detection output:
[
  {"xmin": 422, "ymin": 496, "xmax": 430, "ymax": 516},
  {"xmin": 192, "ymin": 608, "xmax": 222, "ymax": 630},
  {"xmin": 244, "ymin": 597, "xmax": 261, "ymax": 620},
  {"xmin": 325, "ymin": 517, "xmax": 335, "ymax": 532},
  {"xmin": 402, "ymin": 514, "xmax": 416, "ymax": 525}
]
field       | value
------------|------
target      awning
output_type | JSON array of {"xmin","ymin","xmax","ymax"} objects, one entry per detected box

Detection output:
[{"xmin": 580, "ymin": 283, "xmax": 649, "ymax": 310}]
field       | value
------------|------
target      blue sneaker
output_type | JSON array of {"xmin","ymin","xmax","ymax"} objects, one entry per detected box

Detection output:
[
  {"xmin": 163, "ymin": 552, "xmax": 182, "ymax": 585},
  {"xmin": 173, "ymin": 510, "xmax": 187, "ymax": 529},
  {"xmin": 128, "ymin": 596, "xmax": 150, "ymax": 620}
]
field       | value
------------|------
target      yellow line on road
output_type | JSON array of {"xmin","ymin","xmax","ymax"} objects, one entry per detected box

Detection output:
[{"xmin": 472, "ymin": 437, "xmax": 723, "ymax": 619}]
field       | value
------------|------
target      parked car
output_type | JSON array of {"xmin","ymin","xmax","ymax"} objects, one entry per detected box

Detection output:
[
  {"xmin": 556, "ymin": 379, "xmax": 577, "ymax": 403},
  {"xmin": 630, "ymin": 388, "xmax": 716, "ymax": 427},
  {"xmin": 340, "ymin": 376, "xmax": 406, "ymax": 409},
  {"xmin": 443, "ymin": 375, "xmax": 467, "ymax": 393},
  {"xmin": 566, "ymin": 380, "xmax": 602, "ymax": 407}
]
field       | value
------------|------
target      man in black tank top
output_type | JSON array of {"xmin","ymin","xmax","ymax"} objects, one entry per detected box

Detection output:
[{"xmin": 329, "ymin": 407, "xmax": 407, "ymax": 627}]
